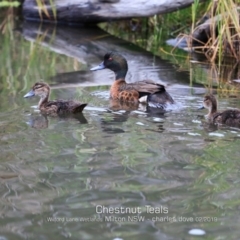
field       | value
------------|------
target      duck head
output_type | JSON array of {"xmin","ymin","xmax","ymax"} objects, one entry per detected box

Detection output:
[
  {"xmin": 202, "ymin": 94, "xmax": 218, "ymax": 119},
  {"xmin": 203, "ymin": 94, "xmax": 217, "ymax": 111},
  {"xmin": 90, "ymin": 52, "xmax": 128, "ymax": 79},
  {"xmin": 24, "ymin": 82, "xmax": 51, "ymax": 109},
  {"xmin": 24, "ymin": 82, "xmax": 50, "ymax": 99}
]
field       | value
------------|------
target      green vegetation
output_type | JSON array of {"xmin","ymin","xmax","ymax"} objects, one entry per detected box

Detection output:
[
  {"xmin": 1, "ymin": 0, "xmax": 240, "ymax": 92},
  {"xmin": 99, "ymin": 1, "xmax": 210, "ymax": 54},
  {"xmin": 0, "ymin": 1, "xmax": 20, "ymax": 8},
  {"xmin": 100, "ymin": 0, "xmax": 240, "ymax": 63},
  {"xmin": 190, "ymin": 0, "xmax": 240, "ymax": 63},
  {"xmin": 0, "ymin": 10, "xmax": 91, "ymax": 110},
  {"xmin": 99, "ymin": 0, "xmax": 240, "ymax": 91}
]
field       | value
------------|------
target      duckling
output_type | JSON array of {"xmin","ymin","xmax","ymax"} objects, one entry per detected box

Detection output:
[
  {"xmin": 202, "ymin": 94, "xmax": 240, "ymax": 127},
  {"xmin": 24, "ymin": 82, "xmax": 87, "ymax": 116},
  {"xmin": 90, "ymin": 52, "xmax": 174, "ymax": 108}
]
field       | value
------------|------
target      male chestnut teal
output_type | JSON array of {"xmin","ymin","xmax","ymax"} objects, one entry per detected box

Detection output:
[
  {"xmin": 91, "ymin": 52, "xmax": 174, "ymax": 108},
  {"xmin": 24, "ymin": 82, "xmax": 87, "ymax": 115},
  {"xmin": 202, "ymin": 94, "xmax": 240, "ymax": 126}
]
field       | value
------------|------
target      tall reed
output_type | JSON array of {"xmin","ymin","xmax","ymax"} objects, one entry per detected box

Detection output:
[{"xmin": 191, "ymin": 0, "xmax": 240, "ymax": 61}]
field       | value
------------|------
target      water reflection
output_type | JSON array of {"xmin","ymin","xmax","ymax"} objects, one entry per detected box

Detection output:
[
  {"xmin": 26, "ymin": 114, "xmax": 49, "ymax": 129},
  {"xmin": 108, "ymin": 98, "xmax": 174, "ymax": 115},
  {"xmin": 109, "ymin": 99, "xmax": 139, "ymax": 112},
  {"xmin": 26, "ymin": 113, "xmax": 88, "ymax": 129},
  {"xmin": 101, "ymin": 20, "xmax": 240, "ymax": 90},
  {"xmin": 20, "ymin": 21, "xmax": 191, "ymax": 87}
]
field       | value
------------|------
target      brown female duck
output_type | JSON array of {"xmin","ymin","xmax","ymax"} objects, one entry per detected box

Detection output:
[
  {"xmin": 90, "ymin": 52, "xmax": 174, "ymax": 108},
  {"xmin": 24, "ymin": 82, "xmax": 87, "ymax": 115},
  {"xmin": 202, "ymin": 94, "xmax": 240, "ymax": 127}
]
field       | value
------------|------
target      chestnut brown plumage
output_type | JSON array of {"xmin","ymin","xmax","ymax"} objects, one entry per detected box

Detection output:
[{"xmin": 91, "ymin": 52, "xmax": 174, "ymax": 108}]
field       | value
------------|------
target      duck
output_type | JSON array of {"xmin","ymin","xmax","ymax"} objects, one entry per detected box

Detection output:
[
  {"xmin": 24, "ymin": 82, "xmax": 87, "ymax": 116},
  {"xmin": 202, "ymin": 94, "xmax": 240, "ymax": 127},
  {"xmin": 90, "ymin": 52, "xmax": 174, "ymax": 108}
]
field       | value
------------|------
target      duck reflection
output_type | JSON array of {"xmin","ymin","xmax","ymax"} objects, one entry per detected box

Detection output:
[
  {"xmin": 109, "ymin": 99, "xmax": 167, "ymax": 116},
  {"xmin": 201, "ymin": 121, "xmax": 219, "ymax": 132},
  {"xmin": 109, "ymin": 99, "xmax": 139, "ymax": 112},
  {"xmin": 26, "ymin": 114, "xmax": 49, "ymax": 129},
  {"xmin": 100, "ymin": 99, "xmax": 167, "ymax": 134},
  {"xmin": 101, "ymin": 110, "xmax": 129, "ymax": 134},
  {"xmin": 26, "ymin": 113, "xmax": 88, "ymax": 129}
]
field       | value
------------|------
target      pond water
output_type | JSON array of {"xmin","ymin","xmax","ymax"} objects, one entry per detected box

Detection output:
[{"xmin": 1, "ymin": 16, "xmax": 240, "ymax": 240}]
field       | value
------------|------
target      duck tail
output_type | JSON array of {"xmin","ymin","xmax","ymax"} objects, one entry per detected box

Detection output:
[
  {"xmin": 148, "ymin": 91, "xmax": 174, "ymax": 105},
  {"xmin": 73, "ymin": 103, "xmax": 88, "ymax": 113}
]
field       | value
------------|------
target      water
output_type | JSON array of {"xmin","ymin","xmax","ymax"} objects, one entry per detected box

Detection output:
[{"xmin": 1, "ymin": 16, "xmax": 240, "ymax": 240}]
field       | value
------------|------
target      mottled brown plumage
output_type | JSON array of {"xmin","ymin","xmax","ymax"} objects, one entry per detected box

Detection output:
[
  {"xmin": 91, "ymin": 52, "xmax": 174, "ymax": 108},
  {"xmin": 109, "ymin": 98, "xmax": 139, "ymax": 111},
  {"xmin": 203, "ymin": 94, "xmax": 240, "ymax": 127},
  {"xmin": 24, "ymin": 82, "xmax": 87, "ymax": 116}
]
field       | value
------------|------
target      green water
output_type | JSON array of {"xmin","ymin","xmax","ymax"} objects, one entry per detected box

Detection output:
[{"xmin": 1, "ymin": 16, "xmax": 240, "ymax": 240}]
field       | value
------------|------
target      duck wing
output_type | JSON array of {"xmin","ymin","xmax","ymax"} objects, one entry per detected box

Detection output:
[
  {"xmin": 71, "ymin": 103, "xmax": 88, "ymax": 114},
  {"xmin": 214, "ymin": 109, "xmax": 240, "ymax": 126},
  {"xmin": 46, "ymin": 100, "xmax": 87, "ymax": 114},
  {"xmin": 124, "ymin": 80, "xmax": 166, "ymax": 94},
  {"xmin": 126, "ymin": 80, "xmax": 174, "ymax": 105}
]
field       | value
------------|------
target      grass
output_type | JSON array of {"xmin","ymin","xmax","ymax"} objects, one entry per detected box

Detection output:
[
  {"xmin": 2, "ymin": 0, "xmax": 240, "ymax": 93},
  {"xmin": 189, "ymin": 0, "xmax": 240, "ymax": 62},
  {"xmin": 98, "ymin": 0, "xmax": 240, "ymax": 93},
  {"xmin": 6, "ymin": 0, "xmax": 239, "ymax": 64},
  {"xmin": 99, "ymin": 1, "xmax": 210, "ymax": 51},
  {"xmin": 100, "ymin": 0, "xmax": 240, "ymax": 64},
  {"xmin": 0, "ymin": 1, "xmax": 20, "ymax": 8},
  {"xmin": 0, "ymin": 9, "xmax": 87, "ymax": 100}
]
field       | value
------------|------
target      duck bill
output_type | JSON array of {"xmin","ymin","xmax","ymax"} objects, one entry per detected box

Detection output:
[
  {"xmin": 198, "ymin": 106, "xmax": 205, "ymax": 110},
  {"xmin": 90, "ymin": 62, "xmax": 106, "ymax": 71},
  {"xmin": 24, "ymin": 90, "xmax": 35, "ymax": 98}
]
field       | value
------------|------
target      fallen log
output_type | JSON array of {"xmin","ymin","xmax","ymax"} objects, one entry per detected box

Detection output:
[{"xmin": 23, "ymin": 0, "xmax": 201, "ymax": 24}]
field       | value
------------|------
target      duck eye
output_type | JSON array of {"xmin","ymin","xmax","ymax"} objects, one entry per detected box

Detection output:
[{"xmin": 35, "ymin": 85, "xmax": 42, "ymax": 89}]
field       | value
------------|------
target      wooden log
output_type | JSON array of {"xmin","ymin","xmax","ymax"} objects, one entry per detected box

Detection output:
[{"xmin": 23, "ymin": 0, "xmax": 200, "ymax": 24}]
